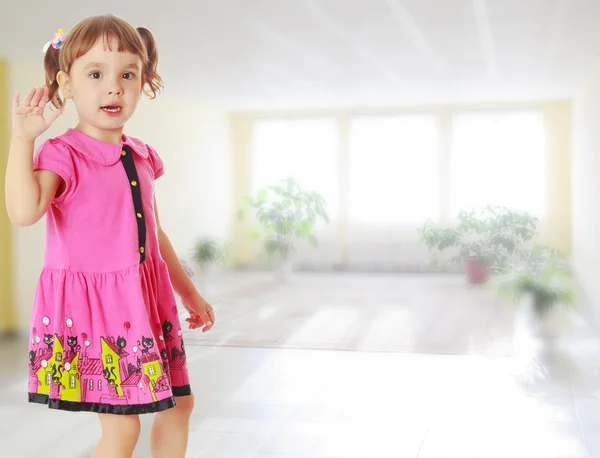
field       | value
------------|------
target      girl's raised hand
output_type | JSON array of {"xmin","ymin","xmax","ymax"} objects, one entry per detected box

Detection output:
[{"xmin": 12, "ymin": 86, "xmax": 63, "ymax": 140}]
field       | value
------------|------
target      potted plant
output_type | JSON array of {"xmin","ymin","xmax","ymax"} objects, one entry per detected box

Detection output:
[
  {"xmin": 418, "ymin": 206, "xmax": 538, "ymax": 283},
  {"xmin": 239, "ymin": 177, "xmax": 329, "ymax": 281},
  {"xmin": 494, "ymin": 246, "xmax": 578, "ymax": 340},
  {"xmin": 191, "ymin": 236, "xmax": 228, "ymax": 291}
]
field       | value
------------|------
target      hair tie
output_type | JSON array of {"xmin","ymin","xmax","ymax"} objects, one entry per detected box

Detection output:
[{"xmin": 42, "ymin": 29, "xmax": 65, "ymax": 53}]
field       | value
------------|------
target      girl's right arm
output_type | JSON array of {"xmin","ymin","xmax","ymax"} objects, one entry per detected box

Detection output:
[{"xmin": 4, "ymin": 86, "xmax": 63, "ymax": 227}]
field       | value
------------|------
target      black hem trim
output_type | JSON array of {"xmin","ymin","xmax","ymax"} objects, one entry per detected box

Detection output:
[
  {"xmin": 28, "ymin": 392, "xmax": 176, "ymax": 415},
  {"xmin": 172, "ymin": 385, "xmax": 192, "ymax": 397}
]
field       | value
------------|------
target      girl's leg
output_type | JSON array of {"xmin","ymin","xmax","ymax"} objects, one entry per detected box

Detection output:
[
  {"xmin": 150, "ymin": 394, "xmax": 195, "ymax": 458},
  {"xmin": 93, "ymin": 413, "xmax": 141, "ymax": 458}
]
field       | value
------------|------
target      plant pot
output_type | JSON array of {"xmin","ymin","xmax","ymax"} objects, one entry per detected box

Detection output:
[
  {"xmin": 517, "ymin": 294, "xmax": 571, "ymax": 341},
  {"xmin": 195, "ymin": 263, "xmax": 214, "ymax": 295},
  {"xmin": 464, "ymin": 258, "xmax": 490, "ymax": 284},
  {"xmin": 274, "ymin": 257, "xmax": 294, "ymax": 283}
]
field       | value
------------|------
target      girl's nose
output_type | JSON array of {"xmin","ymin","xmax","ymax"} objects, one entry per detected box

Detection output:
[{"xmin": 108, "ymin": 79, "xmax": 124, "ymax": 95}]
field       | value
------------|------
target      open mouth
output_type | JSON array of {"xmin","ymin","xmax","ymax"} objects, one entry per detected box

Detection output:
[{"xmin": 101, "ymin": 106, "xmax": 122, "ymax": 113}]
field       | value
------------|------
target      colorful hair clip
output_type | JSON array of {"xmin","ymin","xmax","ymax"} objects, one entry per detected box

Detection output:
[{"xmin": 42, "ymin": 29, "xmax": 65, "ymax": 53}]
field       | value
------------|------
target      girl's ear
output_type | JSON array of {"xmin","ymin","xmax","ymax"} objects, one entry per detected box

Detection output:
[{"xmin": 56, "ymin": 71, "xmax": 72, "ymax": 99}]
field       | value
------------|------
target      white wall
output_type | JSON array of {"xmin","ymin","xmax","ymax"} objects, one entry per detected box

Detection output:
[
  {"xmin": 572, "ymin": 75, "xmax": 600, "ymax": 322},
  {"xmin": 126, "ymin": 97, "xmax": 233, "ymax": 259},
  {"xmin": 8, "ymin": 59, "xmax": 233, "ymax": 330}
]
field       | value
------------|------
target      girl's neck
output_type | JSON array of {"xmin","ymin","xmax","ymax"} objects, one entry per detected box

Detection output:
[{"xmin": 74, "ymin": 122, "xmax": 124, "ymax": 145}]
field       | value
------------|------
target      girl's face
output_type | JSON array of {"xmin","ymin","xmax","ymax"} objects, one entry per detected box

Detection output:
[{"xmin": 59, "ymin": 35, "xmax": 143, "ymax": 143}]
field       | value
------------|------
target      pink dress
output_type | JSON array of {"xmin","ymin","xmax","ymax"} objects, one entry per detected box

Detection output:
[{"xmin": 27, "ymin": 128, "xmax": 190, "ymax": 415}]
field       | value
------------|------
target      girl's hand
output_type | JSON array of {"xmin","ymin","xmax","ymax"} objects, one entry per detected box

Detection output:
[
  {"xmin": 12, "ymin": 86, "xmax": 63, "ymax": 140},
  {"xmin": 181, "ymin": 291, "xmax": 215, "ymax": 332}
]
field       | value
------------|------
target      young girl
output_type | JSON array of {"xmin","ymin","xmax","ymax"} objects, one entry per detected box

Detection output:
[{"xmin": 4, "ymin": 14, "xmax": 215, "ymax": 458}]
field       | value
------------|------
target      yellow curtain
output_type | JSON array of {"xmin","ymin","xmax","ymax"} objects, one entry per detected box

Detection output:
[{"xmin": 0, "ymin": 59, "xmax": 16, "ymax": 332}]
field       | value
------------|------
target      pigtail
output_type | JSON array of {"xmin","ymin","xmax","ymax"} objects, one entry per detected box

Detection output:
[
  {"xmin": 137, "ymin": 27, "xmax": 164, "ymax": 98},
  {"xmin": 43, "ymin": 45, "xmax": 64, "ymax": 109}
]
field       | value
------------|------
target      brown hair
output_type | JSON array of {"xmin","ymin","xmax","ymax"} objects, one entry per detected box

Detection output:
[{"xmin": 44, "ymin": 14, "xmax": 163, "ymax": 109}]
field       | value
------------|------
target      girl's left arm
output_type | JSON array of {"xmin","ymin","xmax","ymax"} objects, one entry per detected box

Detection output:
[{"xmin": 155, "ymin": 197, "xmax": 215, "ymax": 332}]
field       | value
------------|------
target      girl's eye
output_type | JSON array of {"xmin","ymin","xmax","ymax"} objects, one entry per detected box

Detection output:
[
  {"xmin": 90, "ymin": 72, "xmax": 101, "ymax": 79},
  {"xmin": 122, "ymin": 72, "xmax": 135, "ymax": 80}
]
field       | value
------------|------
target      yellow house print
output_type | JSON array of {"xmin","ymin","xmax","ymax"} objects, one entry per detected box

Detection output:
[
  {"xmin": 36, "ymin": 334, "xmax": 65, "ymax": 396},
  {"xmin": 60, "ymin": 353, "xmax": 81, "ymax": 402},
  {"xmin": 141, "ymin": 354, "xmax": 163, "ymax": 402},
  {"xmin": 100, "ymin": 337, "xmax": 124, "ymax": 397}
]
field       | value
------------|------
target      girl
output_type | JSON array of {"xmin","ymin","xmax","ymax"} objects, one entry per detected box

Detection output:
[{"xmin": 4, "ymin": 14, "xmax": 215, "ymax": 458}]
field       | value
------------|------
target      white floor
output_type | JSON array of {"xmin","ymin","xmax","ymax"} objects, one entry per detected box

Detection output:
[{"xmin": 2, "ymin": 272, "xmax": 600, "ymax": 458}]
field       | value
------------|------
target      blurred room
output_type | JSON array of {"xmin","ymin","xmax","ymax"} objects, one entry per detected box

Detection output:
[{"xmin": 1, "ymin": 1, "xmax": 600, "ymax": 457}]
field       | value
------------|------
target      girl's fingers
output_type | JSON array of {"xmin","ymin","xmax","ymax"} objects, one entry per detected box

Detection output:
[
  {"xmin": 37, "ymin": 86, "xmax": 49, "ymax": 108},
  {"xmin": 30, "ymin": 87, "xmax": 43, "ymax": 107},
  {"xmin": 13, "ymin": 91, "xmax": 20, "ymax": 111},
  {"xmin": 21, "ymin": 87, "xmax": 37, "ymax": 106}
]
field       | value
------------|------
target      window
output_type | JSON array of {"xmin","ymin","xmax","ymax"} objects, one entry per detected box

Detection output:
[
  {"xmin": 46, "ymin": 373, "xmax": 51, "ymax": 386},
  {"xmin": 149, "ymin": 366, "xmax": 156, "ymax": 376},
  {"xmin": 56, "ymin": 353, "xmax": 62, "ymax": 362},
  {"xmin": 98, "ymin": 380, "xmax": 102, "ymax": 391},
  {"xmin": 70, "ymin": 375, "xmax": 76, "ymax": 389},
  {"xmin": 89, "ymin": 379, "xmax": 93, "ymax": 391},
  {"xmin": 449, "ymin": 110, "xmax": 546, "ymax": 216},
  {"xmin": 106, "ymin": 355, "xmax": 113, "ymax": 364},
  {"xmin": 252, "ymin": 117, "xmax": 339, "ymax": 219},
  {"xmin": 348, "ymin": 115, "xmax": 439, "ymax": 224}
]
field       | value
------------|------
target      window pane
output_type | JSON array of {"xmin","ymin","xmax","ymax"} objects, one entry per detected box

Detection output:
[
  {"xmin": 348, "ymin": 115, "xmax": 439, "ymax": 224},
  {"xmin": 252, "ymin": 117, "xmax": 339, "ymax": 219},
  {"xmin": 450, "ymin": 110, "xmax": 546, "ymax": 216}
]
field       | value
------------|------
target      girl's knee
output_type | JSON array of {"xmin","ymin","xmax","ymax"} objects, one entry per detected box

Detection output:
[
  {"xmin": 162, "ymin": 394, "xmax": 195, "ymax": 420},
  {"xmin": 175, "ymin": 394, "xmax": 195, "ymax": 417},
  {"xmin": 99, "ymin": 413, "xmax": 141, "ymax": 440}
]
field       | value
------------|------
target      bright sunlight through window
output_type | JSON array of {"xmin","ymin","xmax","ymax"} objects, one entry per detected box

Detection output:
[
  {"xmin": 252, "ymin": 118, "xmax": 339, "ymax": 219},
  {"xmin": 348, "ymin": 115, "xmax": 439, "ymax": 225},
  {"xmin": 449, "ymin": 110, "xmax": 546, "ymax": 217}
]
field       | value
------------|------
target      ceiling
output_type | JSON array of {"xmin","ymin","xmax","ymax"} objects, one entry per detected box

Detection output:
[{"xmin": 2, "ymin": 0, "xmax": 600, "ymax": 109}]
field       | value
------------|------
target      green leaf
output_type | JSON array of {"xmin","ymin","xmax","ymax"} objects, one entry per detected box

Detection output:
[
  {"xmin": 257, "ymin": 190, "xmax": 267, "ymax": 201},
  {"xmin": 268, "ymin": 186, "xmax": 285, "ymax": 195},
  {"xmin": 308, "ymin": 235, "xmax": 318, "ymax": 247}
]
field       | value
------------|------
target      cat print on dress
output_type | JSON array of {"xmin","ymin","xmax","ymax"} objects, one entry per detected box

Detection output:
[
  {"xmin": 29, "ymin": 313, "xmax": 182, "ymax": 408},
  {"xmin": 103, "ymin": 367, "xmax": 118, "ymax": 385},
  {"xmin": 67, "ymin": 335, "xmax": 80, "ymax": 357},
  {"xmin": 43, "ymin": 333, "xmax": 54, "ymax": 353},
  {"xmin": 51, "ymin": 363, "xmax": 63, "ymax": 383},
  {"xmin": 140, "ymin": 336, "xmax": 154, "ymax": 354},
  {"xmin": 162, "ymin": 320, "xmax": 173, "ymax": 340},
  {"xmin": 116, "ymin": 336, "xmax": 127, "ymax": 355}
]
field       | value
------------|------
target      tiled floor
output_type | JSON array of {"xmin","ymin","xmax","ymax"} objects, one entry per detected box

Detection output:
[
  {"xmin": 186, "ymin": 272, "xmax": 516, "ymax": 355},
  {"xmin": 2, "ymin": 271, "xmax": 600, "ymax": 457}
]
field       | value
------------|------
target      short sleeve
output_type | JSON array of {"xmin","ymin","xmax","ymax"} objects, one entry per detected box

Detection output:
[
  {"xmin": 33, "ymin": 139, "xmax": 75, "ymax": 204},
  {"xmin": 146, "ymin": 144, "xmax": 165, "ymax": 180}
]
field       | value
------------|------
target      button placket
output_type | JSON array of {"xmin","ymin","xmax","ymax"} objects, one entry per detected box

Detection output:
[{"xmin": 119, "ymin": 147, "xmax": 147, "ymax": 262}]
